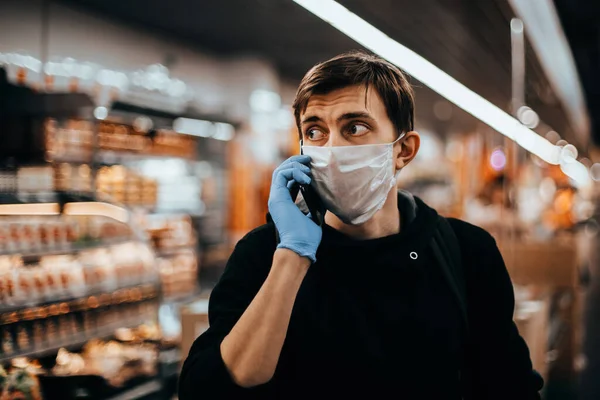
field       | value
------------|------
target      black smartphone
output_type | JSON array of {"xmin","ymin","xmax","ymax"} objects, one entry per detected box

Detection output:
[
  {"xmin": 298, "ymin": 142, "xmax": 324, "ymax": 227},
  {"xmin": 290, "ymin": 181, "xmax": 324, "ymax": 227}
]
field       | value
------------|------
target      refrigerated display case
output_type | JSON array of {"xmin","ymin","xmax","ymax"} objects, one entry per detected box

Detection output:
[{"xmin": 0, "ymin": 68, "xmax": 230, "ymax": 398}]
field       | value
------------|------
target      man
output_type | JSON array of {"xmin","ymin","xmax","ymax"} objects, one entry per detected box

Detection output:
[{"xmin": 179, "ymin": 51, "xmax": 543, "ymax": 399}]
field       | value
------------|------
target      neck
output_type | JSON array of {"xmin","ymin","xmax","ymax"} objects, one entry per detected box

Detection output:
[{"xmin": 325, "ymin": 189, "xmax": 401, "ymax": 239}]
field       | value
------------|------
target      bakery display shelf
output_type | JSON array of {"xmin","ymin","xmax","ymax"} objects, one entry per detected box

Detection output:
[
  {"xmin": 0, "ymin": 81, "xmax": 94, "ymax": 118},
  {"xmin": 95, "ymin": 150, "xmax": 198, "ymax": 165},
  {"xmin": 158, "ymin": 347, "xmax": 182, "ymax": 380},
  {"xmin": 0, "ymin": 314, "xmax": 153, "ymax": 364},
  {"xmin": 161, "ymin": 288, "xmax": 201, "ymax": 306},
  {"xmin": 0, "ymin": 191, "xmax": 96, "ymax": 206},
  {"xmin": 111, "ymin": 100, "xmax": 238, "ymax": 128},
  {"xmin": 0, "ymin": 282, "xmax": 159, "ymax": 317},
  {"xmin": 155, "ymin": 244, "xmax": 196, "ymax": 258},
  {"xmin": 0, "ymin": 236, "xmax": 135, "ymax": 262}
]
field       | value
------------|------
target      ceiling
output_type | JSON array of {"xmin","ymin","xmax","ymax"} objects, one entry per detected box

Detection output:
[
  {"xmin": 59, "ymin": 0, "xmax": 579, "ymax": 144},
  {"xmin": 554, "ymin": 0, "xmax": 600, "ymax": 146}
]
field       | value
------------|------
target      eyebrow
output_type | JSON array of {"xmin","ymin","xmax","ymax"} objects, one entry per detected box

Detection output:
[{"xmin": 301, "ymin": 111, "xmax": 375, "ymax": 125}]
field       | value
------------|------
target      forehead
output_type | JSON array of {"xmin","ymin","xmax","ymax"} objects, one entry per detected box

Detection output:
[{"xmin": 302, "ymin": 85, "xmax": 386, "ymax": 119}]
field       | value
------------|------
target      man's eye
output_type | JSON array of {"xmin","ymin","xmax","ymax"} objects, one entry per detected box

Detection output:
[
  {"xmin": 348, "ymin": 124, "xmax": 369, "ymax": 135},
  {"xmin": 306, "ymin": 128, "xmax": 325, "ymax": 141}
]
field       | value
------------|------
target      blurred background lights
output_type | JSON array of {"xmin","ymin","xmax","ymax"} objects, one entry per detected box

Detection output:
[
  {"xmin": 560, "ymin": 144, "xmax": 578, "ymax": 164},
  {"xmin": 517, "ymin": 106, "xmax": 540, "ymax": 129},
  {"xmin": 539, "ymin": 177, "xmax": 557, "ymax": 203},
  {"xmin": 580, "ymin": 157, "xmax": 592, "ymax": 168},
  {"xmin": 416, "ymin": 132, "xmax": 441, "ymax": 161},
  {"xmin": 133, "ymin": 116, "xmax": 153, "ymax": 133},
  {"xmin": 445, "ymin": 139, "xmax": 463, "ymax": 162},
  {"xmin": 213, "ymin": 123, "xmax": 235, "ymax": 141},
  {"xmin": 545, "ymin": 130, "xmax": 560, "ymax": 143},
  {"xmin": 590, "ymin": 163, "xmax": 600, "ymax": 181},
  {"xmin": 250, "ymin": 89, "xmax": 281, "ymax": 113},
  {"xmin": 173, "ymin": 118, "xmax": 214, "ymax": 137},
  {"xmin": 93, "ymin": 106, "xmax": 108, "ymax": 120},
  {"xmin": 510, "ymin": 17, "xmax": 524, "ymax": 33},
  {"xmin": 490, "ymin": 148, "xmax": 507, "ymax": 171}
]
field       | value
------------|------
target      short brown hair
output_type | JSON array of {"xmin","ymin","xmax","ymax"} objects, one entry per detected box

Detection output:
[{"xmin": 292, "ymin": 51, "xmax": 415, "ymax": 137}]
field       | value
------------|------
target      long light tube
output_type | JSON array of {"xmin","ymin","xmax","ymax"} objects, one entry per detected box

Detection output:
[
  {"xmin": 292, "ymin": 0, "xmax": 591, "ymax": 187},
  {"xmin": 508, "ymin": 0, "xmax": 590, "ymax": 143}
]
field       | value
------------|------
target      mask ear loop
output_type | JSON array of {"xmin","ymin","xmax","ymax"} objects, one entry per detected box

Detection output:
[{"xmin": 395, "ymin": 131, "xmax": 407, "ymax": 144}]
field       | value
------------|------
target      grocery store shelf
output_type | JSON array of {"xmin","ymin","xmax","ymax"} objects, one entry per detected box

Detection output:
[
  {"xmin": 0, "ymin": 236, "xmax": 135, "ymax": 261},
  {"xmin": 105, "ymin": 378, "xmax": 162, "ymax": 400},
  {"xmin": 111, "ymin": 100, "xmax": 239, "ymax": 128},
  {"xmin": 96, "ymin": 150, "xmax": 197, "ymax": 164},
  {"xmin": 155, "ymin": 245, "xmax": 196, "ymax": 257},
  {"xmin": 159, "ymin": 348, "xmax": 181, "ymax": 365},
  {"xmin": 0, "ymin": 282, "xmax": 159, "ymax": 317},
  {"xmin": 159, "ymin": 348, "xmax": 182, "ymax": 379},
  {"xmin": 0, "ymin": 191, "xmax": 96, "ymax": 206},
  {"xmin": 161, "ymin": 289, "xmax": 201, "ymax": 306},
  {"xmin": 0, "ymin": 315, "xmax": 153, "ymax": 364}
]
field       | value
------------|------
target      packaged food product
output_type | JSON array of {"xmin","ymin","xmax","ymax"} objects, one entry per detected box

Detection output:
[
  {"xmin": 79, "ymin": 249, "xmax": 116, "ymax": 292},
  {"xmin": 1, "ymin": 324, "xmax": 16, "ymax": 356},
  {"xmin": 8, "ymin": 223, "xmax": 24, "ymax": 252},
  {"xmin": 15, "ymin": 324, "xmax": 30, "ymax": 352},
  {"xmin": 0, "ymin": 256, "xmax": 19, "ymax": 306},
  {"xmin": 31, "ymin": 321, "xmax": 44, "ymax": 350},
  {"xmin": 53, "ymin": 347, "xmax": 86, "ymax": 376},
  {"xmin": 0, "ymin": 365, "xmax": 7, "ymax": 398},
  {"xmin": 45, "ymin": 317, "xmax": 59, "ymax": 347},
  {"xmin": 0, "ymin": 225, "xmax": 9, "ymax": 253},
  {"xmin": 16, "ymin": 265, "xmax": 37, "ymax": 305},
  {"xmin": 1, "ymin": 364, "xmax": 43, "ymax": 400},
  {"xmin": 40, "ymin": 255, "xmax": 86, "ymax": 300},
  {"xmin": 110, "ymin": 242, "xmax": 144, "ymax": 287}
]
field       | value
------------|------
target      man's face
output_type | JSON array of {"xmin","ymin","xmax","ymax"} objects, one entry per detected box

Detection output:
[
  {"xmin": 300, "ymin": 84, "xmax": 397, "ymax": 147},
  {"xmin": 299, "ymin": 84, "xmax": 419, "ymax": 170}
]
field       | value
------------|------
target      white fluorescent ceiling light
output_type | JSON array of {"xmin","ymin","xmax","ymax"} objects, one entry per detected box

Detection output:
[
  {"xmin": 292, "ymin": 0, "xmax": 591, "ymax": 187},
  {"xmin": 173, "ymin": 118, "xmax": 235, "ymax": 141},
  {"xmin": 508, "ymin": 0, "xmax": 590, "ymax": 144},
  {"xmin": 173, "ymin": 118, "xmax": 214, "ymax": 138}
]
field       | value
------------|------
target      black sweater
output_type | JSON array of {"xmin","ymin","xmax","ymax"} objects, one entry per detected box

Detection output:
[{"xmin": 179, "ymin": 193, "xmax": 543, "ymax": 399}]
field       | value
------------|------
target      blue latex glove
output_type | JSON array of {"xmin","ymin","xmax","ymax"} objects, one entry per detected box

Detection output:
[{"xmin": 268, "ymin": 155, "xmax": 322, "ymax": 263}]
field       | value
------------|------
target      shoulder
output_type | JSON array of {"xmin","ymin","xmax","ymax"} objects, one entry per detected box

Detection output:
[
  {"xmin": 444, "ymin": 217, "xmax": 509, "ymax": 287},
  {"xmin": 234, "ymin": 222, "xmax": 277, "ymax": 250},
  {"xmin": 445, "ymin": 217, "xmax": 497, "ymax": 249},
  {"xmin": 220, "ymin": 222, "xmax": 277, "ymax": 280}
]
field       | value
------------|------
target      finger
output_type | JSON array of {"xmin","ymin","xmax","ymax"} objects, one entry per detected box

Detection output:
[
  {"xmin": 274, "ymin": 168, "xmax": 311, "ymax": 188},
  {"xmin": 272, "ymin": 162, "xmax": 310, "ymax": 184},
  {"xmin": 280, "ymin": 155, "xmax": 311, "ymax": 168},
  {"xmin": 276, "ymin": 161, "xmax": 310, "ymax": 174}
]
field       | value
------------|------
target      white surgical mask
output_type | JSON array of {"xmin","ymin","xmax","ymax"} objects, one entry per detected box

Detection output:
[{"xmin": 302, "ymin": 133, "xmax": 404, "ymax": 225}]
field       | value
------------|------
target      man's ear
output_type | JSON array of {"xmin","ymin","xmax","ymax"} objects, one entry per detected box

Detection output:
[{"xmin": 396, "ymin": 131, "xmax": 420, "ymax": 169}]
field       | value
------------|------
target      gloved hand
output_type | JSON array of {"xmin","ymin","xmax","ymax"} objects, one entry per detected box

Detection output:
[{"xmin": 268, "ymin": 155, "xmax": 322, "ymax": 263}]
